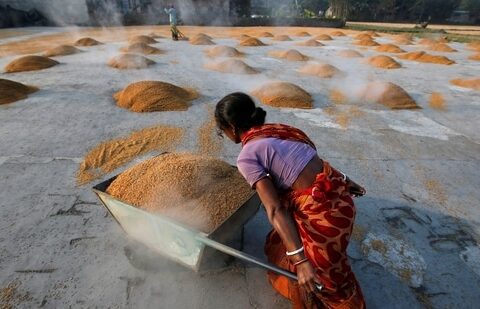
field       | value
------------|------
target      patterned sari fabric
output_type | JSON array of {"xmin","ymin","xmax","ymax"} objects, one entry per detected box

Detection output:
[{"xmin": 241, "ymin": 124, "xmax": 365, "ymax": 309}]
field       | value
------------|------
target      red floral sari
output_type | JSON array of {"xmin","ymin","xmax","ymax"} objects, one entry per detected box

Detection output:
[{"xmin": 241, "ymin": 124, "xmax": 365, "ymax": 309}]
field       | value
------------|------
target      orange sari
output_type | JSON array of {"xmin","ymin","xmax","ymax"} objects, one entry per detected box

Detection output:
[{"xmin": 241, "ymin": 124, "xmax": 365, "ymax": 309}]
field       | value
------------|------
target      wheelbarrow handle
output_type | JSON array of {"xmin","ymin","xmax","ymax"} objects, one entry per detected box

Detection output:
[{"xmin": 197, "ymin": 234, "xmax": 323, "ymax": 291}]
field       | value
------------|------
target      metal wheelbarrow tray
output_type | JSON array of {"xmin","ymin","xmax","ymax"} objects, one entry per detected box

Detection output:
[{"xmin": 93, "ymin": 174, "xmax": 261, "ymax": 272}]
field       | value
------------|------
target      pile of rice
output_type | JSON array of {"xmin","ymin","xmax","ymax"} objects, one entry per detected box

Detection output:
[
  {"xmin": 398, "ymin": 51, "xmax": 455, "ymax": 65},
  {"xmin": 105, "ymin": 152, "xmax": 252, "ymax": 233},
  {"xmin": 5, "ymin": 55, "xmax": 59, "ymax": 73},
  {"xmin": 129, "ymin": 35, "xmax": 157, "ymax": 44},
  {"xmin": 337, "ymin": 49, "xmax": 363, "ymax": 58},
  {"xmin": 251, "ymin": 81, "xmax": 313, "ymax": 109},
  {"xmin": 0, "ymin": 79, "xmax": 38, "ymax": 104},
  {"xmin": 74, "ymin": 37, "xmax": 101, "ymax": 46},
  {"xmin": 120, "ymin": 42, "xmax": 163, "ymax": 55},
  {"xmin": 268, "ymin": 49, "xmax": 309, "ymax": 61},
  {"xmin": 366, "ymin": 55, "xmax": 402, "ymax": 69},
  {"xmin": 43, "ymin": 45, "xmax": 81, "ymax": 57},
  {"xmin": 107, "ymin": 53, "xmax": 155, "ymax": 69},
  {"xmin": 238, "ymin": 37, "xmax": 266, "ymax": 46},
  {"xmin": 204, "ymin": 59, "xmax": 258, "ymax": 74},
  {"xmin": 298, "ymin": 62, "xmax": 342, "ymax": 78},
  {"xmin": 204, "ymin": 45, "xmax": 242, "ymax": 58},
  {"xmin": 375, "ymin": 44, "xmax": 405, "ymax": 53},
  {"xmin": 360, "ymin": 81, "xmax": 420, "ymax": 109}
]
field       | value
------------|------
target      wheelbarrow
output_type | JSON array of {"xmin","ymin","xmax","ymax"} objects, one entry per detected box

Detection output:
[{"xmin": 93, "ymin": 173, "xmax": 322, "ymax": 291}]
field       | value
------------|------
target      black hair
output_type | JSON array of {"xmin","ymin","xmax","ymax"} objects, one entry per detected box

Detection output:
[{"xmin": 215, "ymin": 92, "xmax": 266, "ymax": 132}]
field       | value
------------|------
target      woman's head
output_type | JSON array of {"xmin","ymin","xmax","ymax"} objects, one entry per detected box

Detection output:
[{"xmin": 215, "ymin": 92, "xmax": 266, "ymax": 143}]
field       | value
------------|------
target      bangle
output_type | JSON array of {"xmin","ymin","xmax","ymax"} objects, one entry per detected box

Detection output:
[
  {"xmin": 293, "ymin": 258, "xmax": 309, "ymax": 267},
  {"xmin": 340, "ymin": 171, "xmax": 347, "ymax": 181},
  {"xmin": 286, "ymin": 246, "xmax": 304, "ymax": 256}
]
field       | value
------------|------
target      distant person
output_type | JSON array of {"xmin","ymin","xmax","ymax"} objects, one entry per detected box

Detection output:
[{"xmin": 164, "ymin": 4, "xmax": 179, "ymax": 41}]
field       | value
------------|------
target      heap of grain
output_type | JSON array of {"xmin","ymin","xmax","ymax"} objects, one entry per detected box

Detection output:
[
  {"xmin": 394, "ymin": 37, "xmax": 413, "ymax": 45},
  {"xmin": 467, "ymin": 41, "xmax": 480, "ymax": 51},
  {"xmin": 114, "ymin": 81, "xmax": 198, "ymax": 112},
  {"xmin": 329, "ymin": 89, "xmax": 347, "ymax": 104},
  {"xmin": 120, "ymin": 42, "xmax": 163, "ymax": 54},
  {"xmin": 205, "ymin": 45, "xmax": 242, "ymax": 58},
  {"xmin": 418, "ymin": 38, "xmax": 439, "ymax": 45},
  {"xmin": 5, "ymin": 55, "xmax": 58, "ymax": 73},
  {"xmin": 296, "ymin": 39, "xmax": 324, "ymax": 47},
  {"xmin": 375, "ymin": 44, "xmax": 405, "ymax": 53},
  {"xmin": 295, "ymin": 31, "xmax": 311, "ymax": 37},
  {"xmin": 107, "ymin": 53, "xmax": 155, "ymax": 69},
  {"xmin": 365, "ymin": 31, "xmax": 380, "ymax": 37},
  {"xmin": 43, "ymin": 45, "xmax": 81, "ymax": 57},
  {"xmin": 190, "ymin": 34, "xmax": 215, "ymax": 45},
  {"xmin": 74, "ymin": 37, "xmax": 101, "ymax": 46},
  {"xmin": 259, "ymin": 32, "xmax": 274, "ymax": 37},
  {"xmin": 398, "ymin": 51, "xmax": 455, "ymax": 65},
  {"xmin": 239, "ymin": 37, "xmax": 266, "ymax": 46},
  {"xmin": 273, "ymin": 34, "xmax": 292, "ymax": 41},
  {"xmin": 197, "ymin": 106, "xmax": 223, "ymax": 157},
  {"xmin": 429, "ymin": 92, "xmax": 446, "ymax": 110},
  {"xmin": 428, "ymin": 43, "xmax": 457, "ymax": 52},
  {"xmin": 238, "ymin": 34, "xmax": 251, "ymax": 40},
  {"xmin": 360, "ymin": 81, "xmax": 419, "ymax": 109},
  {"xmin": 314, "ymin": 34, "xmax": 333, "ymax": 41},
  {"xmin": 129, "ymin": 35, "xmax": 157, "ymax": 44},
  {"xmin": 355, "ymin": 33, "xmax": 373, "ymax": 40},
  {"xmin": 298, "ymin": 62, "xmax": 342, "ymax": 78},
  {"xmin": 106, "ymin": 153, "xmax": 252, "ymax": 233},
  {"xmin": 469, "ymin": 53, "xmax": 480, "ymax": 61},
  {"xmin": 354, "ymin": 39, "xmax": 379, "ymax": 47},
  {"xmin": 450, "ymin": 78, "xmax": 480, "ymax": 91},
  {"xmin": 330, "ymin": 31, "xmax": 346, "ymax": 36},
  {"xmin": 0, "ymin": 79, "xmax": 38, "ymax": 104},
  {"xmin": 77, "ymin": 126, "xmax": 184, "ymax": 185},
  {"xmin": 366, "ymin": 55, "xmax": 401, "ymax": 69},
  {"xmin": 194, "ymin": 33, "xmax": 213, "ymax": 40},
  {"xmin": 204, "ymin": 59, "xmax": 258, "ymax": 74},
  {"xmin": 148, "ymin": 32, "xmax": 164, "ymax": 38},
  {"xmin": 268, "ymin": 49, "xmax": 309, "ymax": 61},
  {"xmin": 337, "ymin": 49, "xmax": 363, "ymax": 58},
  {"xmin": 251, "ymin": 81, "xmax": 313, "ymax": 109}
]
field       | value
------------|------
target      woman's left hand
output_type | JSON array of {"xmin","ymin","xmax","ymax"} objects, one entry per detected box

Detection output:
[{"xmin": 296, "ymin": 260, "xmax": 319, "ymax": 293}]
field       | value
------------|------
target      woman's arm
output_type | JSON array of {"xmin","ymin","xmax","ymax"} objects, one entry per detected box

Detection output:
[{"xmin": 255, "ymin": 177, "xmax": 318, "ymax": 293}]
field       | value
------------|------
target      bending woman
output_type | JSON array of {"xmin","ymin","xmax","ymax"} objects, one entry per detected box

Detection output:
[{"xmin": 215, "ymin": 93, "xmax": 366, "ymax": 309}]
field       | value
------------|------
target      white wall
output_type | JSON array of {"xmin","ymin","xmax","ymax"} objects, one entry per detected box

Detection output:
[{"xmin": 0, "ymin": 0, "xmax": 90, "ymax": 25}]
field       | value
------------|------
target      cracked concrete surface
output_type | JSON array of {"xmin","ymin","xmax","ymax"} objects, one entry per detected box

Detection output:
[{"xmin": 1, "ymin": 26, "xmax": 479, "ymax": 308}]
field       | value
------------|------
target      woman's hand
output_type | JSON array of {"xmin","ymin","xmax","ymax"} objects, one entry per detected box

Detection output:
[{"xmin": 295, "ymin": 260, "xmax": 318, "ymax": 293}]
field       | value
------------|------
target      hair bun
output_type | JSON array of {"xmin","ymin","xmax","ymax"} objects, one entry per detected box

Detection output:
[{"xmin": 250, "ymin": 107, "xmax": 266, "ymax": 126}]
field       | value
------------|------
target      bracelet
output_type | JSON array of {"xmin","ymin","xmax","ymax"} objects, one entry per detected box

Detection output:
[
  {"xmin": 286, "ymin": 246, "xmax": 304, "ymax": 256},
  {"xmin": 340, "ymin": 171, "xmax": 347, "ymax": 181},
  {"xmin": 293, "ymin": 258, "xmax": 309, "ymax": 267}
]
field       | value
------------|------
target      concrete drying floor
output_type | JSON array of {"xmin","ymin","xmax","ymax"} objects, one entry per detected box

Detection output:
[{"xmin": 0, "ymin": 26, "xmax": 479, "ymax": 308}]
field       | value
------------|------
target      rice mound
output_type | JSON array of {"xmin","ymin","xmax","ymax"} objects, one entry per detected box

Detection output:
[
  {"xmin": 329, "ymin": 89, "xmax": 347, "ymax": 104},
  {"xmin": 0, "ymin": 78, "xmax": 38, "ymax": 104},
  {"xmin": 251, "ymin": 81, "xmax": 313, "ymax": 109},
  {"xmin": 295, "ymin": 31, "xmax": 311, "ymax": 37},
  {"xmin": 259, "ymin": 32, "xmax": 274, "ymax": 37},
  {"xmin": 239, "ymin": 37, "xmax": 266, "ymax": 46},
  {"xmin": 366, "ymin": 55, "xmax": 402, "ymax": 69},
  {"xmin": 365, "ymin": 31, "xmax": 380, "ymax": 37},
  {"xmin": 450, "ymin": 78, "xmax": 480, "ymax": 91},
  {"xmin": 467, "ymin": 41, "xmax": 480, "ymax": 51},
  {"xmin": 273, "ymin": 34, "xmax": 292, "ymax": 41},
  {"xmin": 129, "ymin": 35, "xmax": 157, "ymax": 44},
  {"xmin": 468, "ymin": 53, "xmax": 480, "ymax": 61},
  {"xmin": 204, "ymin": 59, "xmax": 258, "ymax": 74},
  {"xmin": 190, "ymin": 35, "xmax": 215, "ymax": 45},
  {"xmin": 330, "ymin": 31, "xmax": 346, "ymax": 36},
  {"xmin": 77, "ymin": 126, "xmax": 184, "ymax": 185},
  {"xmin": 113, "ymin": 80, "xmax": 198, "ymax": 112},
  {"xmin": 337, "ymin": 49, "xmax": 363, "ymax": 58},
  {"xmin": 361, "ymin": 81, "xmax": 419, "ymax": 109},
  {"xmin": 74, "ymin": 37, "xmax": 101, "ymax": 46},
  {"xmin": 394, "ymin": 37, "xmax": 413, "ymax": 45},
  {"xmin": 238, "ymin": 34, "xmax": 251, "ymax": 40},
  {"xmin": 355, "ymin": 39, "xmax": 379, "ymax": 46},
  {"xmin": 429, "ymin": 92, "xmax": 446, "ymax": 110},
  {"xmin": 355, "ymin": 33, "xmax": 372, "ymax": 40},
  {"xmin": 5, "ymin": 55, "xmax": 59, "ymax": 73},
  {"xmin": 268, "ymin": 49, "xmax": 309, "ymax": 61},
  {"xmin": 120, "ymin": 42, "xmax": 163, "ymax": 54},
  {"xmin": 314, "ymin": 34, "xmax": 333, "ymax": 41},
  {"xmin": 194, "ymin": 33, "xmax": 213, "ymax": 40},
  {"xmin": 43, "ymin": 45, "xmax": 81, "ymax": 57},
  {"xmin": 375, "ymin": 44, "xmax": 405, "ymax": 53},
  {"xmin": 205, "ymin": 45, "xmax": 242, "ymax": 58},
  {"xmin": 398, "ymin": 51, "xmax": 455, "ymax": 65},
  {"xmin": 428, "ymin": 43, "xmax": 457, "ymax": 52},
  {"xmin": 298, "ymin": 62, "xmax": 342, "ymax": 78},
  {"xmin": 105, "ymin": 152, "xmax": 252, "ymax": 233},
  {"xmin": 296, "ymin": 39, "xmax": 324, "ymax": 47},
  {"xmin": 107, "ymin": 53, "xmax": 155, "ymax": 69},
  {"xmin": 148, "ymin": 32, "xmax": 164, "ymax": 38},
  {"xmin": 418, "ymin": 38, "xmax": 437, "ymax": 45}
]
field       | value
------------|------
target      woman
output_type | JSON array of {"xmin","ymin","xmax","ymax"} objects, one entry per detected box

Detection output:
[{"xmin": 215, "ymin": 93, "xmax": 366, "ymax": 309}]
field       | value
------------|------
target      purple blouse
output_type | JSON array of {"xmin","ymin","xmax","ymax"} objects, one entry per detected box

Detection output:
[{"xmin": 237, "ymin": 137, "xmax": 317, "ymax": 189}]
